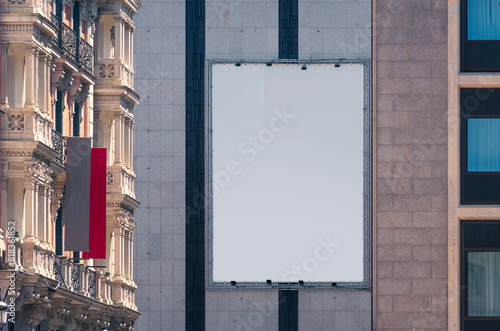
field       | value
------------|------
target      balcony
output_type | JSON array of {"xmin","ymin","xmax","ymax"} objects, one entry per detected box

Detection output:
[
  {"xmin": 57, "ymin": 22, "xmax": 94, "ymax": 75},
  {"xmin": 78, "ymin": 37, "xmax": 94, "ymax": 75},
  {"xmin": 97, "ymin": 59, "xmax": 134, "ymax": 88},
  {"xmin": 51, "ymin": 129, "xmax": 65, "ymax": 167},
  {"xmin": 59, "ymin": 22, "xmax": 77, "ymax": 63},
  {"xmin": 53, "ymin": 256, "xmax": 99, "ymax": 300},
  {"xmin": 106, "ymin": 165, "xmax": 135, "ymax": 198}
]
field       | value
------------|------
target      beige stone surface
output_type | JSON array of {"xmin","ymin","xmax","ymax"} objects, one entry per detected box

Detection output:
[{"xmin": 374, "ymin": 0, "xmax": 448, "ymax": 329}]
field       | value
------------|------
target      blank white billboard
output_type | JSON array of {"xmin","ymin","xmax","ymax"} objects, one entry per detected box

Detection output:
[{"xmin": 210, "ymin": 63, "xmax": 365, "ymax": 283}]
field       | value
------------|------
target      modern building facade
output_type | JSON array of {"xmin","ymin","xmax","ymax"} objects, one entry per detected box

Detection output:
[
  {"xmin": 133, "ymin": 0, "xmax": 372, "ymax": 330},
  {"xmin": 133, "ymin": 0, "xmax": 500, "ymax": 330},
  {"xmin": 0, "ymin": 0, "xmax": 141, "ymax": 329}
]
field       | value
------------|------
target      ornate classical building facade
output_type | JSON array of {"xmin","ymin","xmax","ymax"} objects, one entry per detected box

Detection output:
[{"xmin": 0, "ymin": 0, "xmax": 141, "ymax": 329}]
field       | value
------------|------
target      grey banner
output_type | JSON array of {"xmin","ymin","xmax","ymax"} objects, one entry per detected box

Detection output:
[{"xmin": 64, "ymin": 137, "xmax": 91, "ymax": 251}]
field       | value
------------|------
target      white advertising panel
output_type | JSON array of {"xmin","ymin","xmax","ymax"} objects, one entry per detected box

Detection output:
[{"xmin": 211, "ymin": 63, "xmax": 365, "ymax": 282}]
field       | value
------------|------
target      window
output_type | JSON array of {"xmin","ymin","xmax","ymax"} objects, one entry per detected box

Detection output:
[
  {"xmin": 81, "ymin": 19, "xmax": 87, "ymax": 40},
  {"xmin": 461, "ymin": 0, "xmax": 500, "ymax": 71},
  {"xmin": 208, "ymin": 61, "xmax": 371, "ymax": 286},
  {"xmin": 460, "ymin": 88, "xmax": 500, "ymax": 204},
  {"xmin": 64, "ymin": 4, "xmax": 71, "ymax": 26},
  {"xmin": 461, "ymin": 221, "xmax": 500, "ymax": 330}
]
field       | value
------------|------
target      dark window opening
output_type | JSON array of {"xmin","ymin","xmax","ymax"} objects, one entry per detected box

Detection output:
[
  {"xmin": 460, "ymin": 88, "xmax": 500, "ymax": 204},
  {"xmin": 461, "ymin": 0, "xmax": 500, "ymax": 71},
  {"xmin": 461, "ymin": 221, "xmax": 500, "ymax": 330}
]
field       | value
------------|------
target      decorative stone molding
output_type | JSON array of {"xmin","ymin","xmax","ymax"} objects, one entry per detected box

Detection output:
[
  {"xmin": 99, "ymin": 64, "xmax": 115, "ymax": 78},
  {"xmin": 19, "ymin": 286, "xmax": 52, "ymax": 327},
  {"xmin": 88, "ymin": 312, "xmax": 111, "ymax": 329},
  {"xmin": 75, "ymin": 84, "xmax": 90, "ymax": 105},
  {"xmin": 48, "ymin": 302, "xmax": 71, "ymax": 331},
  {"xmin": 65, "ymin": 309, "xmax": 88, "ymax": 331},
  {"xmin": 107, "ymin": 171, "xmax": 113, "ymax": 185},
  {"xmin": 8, "ymin": 115, "xmax": 24, "ymax": 130},
  {"xmin": 1, "ymin": 151, "xmax": 32, "ymax": 158},
  {"xmin": 57, "ymin": 70, "xmax": 74, "ymax": 92}
]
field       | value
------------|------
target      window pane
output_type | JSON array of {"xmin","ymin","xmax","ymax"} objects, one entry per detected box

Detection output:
[
  {"xmin": 467, "ymin": 118, "xmax": 500, "ymax": 171},
  {"xmin": 467, "ymin": 0, "xmax": 500, "ymax": 40},
  {"xmin": 467, "ymin": 252, "xmax": 500, "ymax": 316}
]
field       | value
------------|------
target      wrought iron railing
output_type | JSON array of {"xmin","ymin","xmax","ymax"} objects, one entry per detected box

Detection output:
[
  {"xmin": 53, "ymin": 256, "xmax": 64, "ymax": 284},
  {"xmin": 59, "ymin": 22, "xmax": 77, "ymax": 62},
  {"xmin": 88, "ymin": 270, "xmax": 96, "ymax": 299},
  {"xmin": 51, "ymin": 129, "xmax": 64, "ymax": 166},
  {"xmin": 78, "ymin": 38, "xmax": 93, "ymax": 74},
  {"xmin": 71, "ymin": 263, "xmax": 80, "ymax": 291},
  {"xmin": 50, "ymin": 12, "xmax": 58, "ymax": 26}
]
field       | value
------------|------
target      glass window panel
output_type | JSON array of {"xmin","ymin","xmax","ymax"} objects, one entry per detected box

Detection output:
[
  {"xmin": 467, "ymin": 251, "xmax": 500, "ymax": 317},
  {"xmin": 467, "ymin": 118, "xmax": 500, "ymax": 171},
  {"xmin": 467, "ymin": 0, "xmax": 500, "ymax": 40}
]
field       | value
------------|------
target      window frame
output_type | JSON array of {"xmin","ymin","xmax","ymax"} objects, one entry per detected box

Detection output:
[
  {"xmin": 461, "ymin": 0, "xmax": 500, "ymax": 71},
  {"xmin": 460, "ymin": 88, "xmax": 500, "ymax": 204},
  {"xmin": 461, "ymin": 220, "xmax": 500, "ymax": 330},
  {"xmin": 204, "ymin": 59, "xmax": 372, "ymax": 290}
]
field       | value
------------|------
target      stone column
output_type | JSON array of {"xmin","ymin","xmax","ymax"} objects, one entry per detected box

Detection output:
[
  {"xmin": 129, "ymin": 119, "xmax": 134, "ymax": 169},
  {"xmin": 130, "ymin": 232, "xmax": 134, "ymax": 280},
  {"xmin": 24, "ymin": 45, "xmax": 36, "ymax": 107},
  {"xmin": 38, "ymin": 53, "xmax": 46, "ymax": 112},
  {"xmin": 1, "ymin": 43, "xmax": 9, "ymax": 107},
  {"xmin": 37, "ymin": 185, "xmax": 46, "ymax": 246},
  {"xmin": 121, "ymin": 117, "xmax": 125, "ymax": 165},
  {"xmin": 1, "ymin": 178, "xmax": 7, "ymax": 232},
  {"xmin": 113, "ymin": 16, "xmax": 122, "ymax": 60},
  {"xmin": 130, "ymin": 30, "xmax": 134, "ymax": 86},
  {"xmin": 114, "ymin": 114, "xmax": 122, "ymax": 164},
  {"xmin": 33, "ymin": 48, "xmax": 39, "ymax": 109},
  {"xmin": 113, "ymin": 226, "xmax": 122, "ymax": 277}
]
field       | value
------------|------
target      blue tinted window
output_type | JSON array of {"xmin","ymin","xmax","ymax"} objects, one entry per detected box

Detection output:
[
  {"xmin": 468, "ymin": 0, "xmax": 500, "ymax": 40},
  {"xmin": 468, "ymin": 118, "xmax": 500, "ymax": 171}
]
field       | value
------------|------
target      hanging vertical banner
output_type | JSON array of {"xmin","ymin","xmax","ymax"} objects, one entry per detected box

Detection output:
[
  {"xmin": 64, "ymin": 137, "xmax": 91, "ymax": 251},
  {"xmin": 83, "ymin": 148, "xmax": 107, "ymax": 259}
]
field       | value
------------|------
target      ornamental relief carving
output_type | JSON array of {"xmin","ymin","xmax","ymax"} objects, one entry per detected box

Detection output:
[
  {"xmin": 24, "ymin": 159, "xmax": 53, "ymax": 183},
  {"xmin": 8, "ymin": 115, "xmax": 24, "ymax": 130},
  {"xmin": 1, "ymin": 151, "xmax": 32, "ymax": 158},
  {"xmin": 99, "ymin": 64, "xmax": 115, "ymax": 78},
  {"xmin": 107, "ymin": 171, "xmax": 114, "ymax": 185}
]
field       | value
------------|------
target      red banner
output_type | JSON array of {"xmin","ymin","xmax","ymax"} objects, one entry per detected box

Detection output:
[{"xmin": 83, "ymin": 148, "xmax": 107, "ymax": 259}]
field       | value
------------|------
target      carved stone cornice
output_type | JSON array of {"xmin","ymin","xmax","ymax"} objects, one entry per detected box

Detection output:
[
  {"xmin": 47, "ymin": 300, "xmax": 70, "ymax": 331},
  {"xmin": 75, "ymin": 84, "xmax": 90, "ymax": 105},
  {"xmin": 110, "ymin": 316, "xmax": 133, "ymax": 331},
  {"xmin": 65, "ymin": 307, "xmax": 88, "ymax": 331},
  {"xmin": 20, "ymin": 286, "xmax": 53, "ymax": 327},
  {"xmin": 88, "ymin": 311, "xmax": 111, "ymax": 329},
  {"xmin": 57, "ymin": 70, "xmax": 74, "ymax": 93}
]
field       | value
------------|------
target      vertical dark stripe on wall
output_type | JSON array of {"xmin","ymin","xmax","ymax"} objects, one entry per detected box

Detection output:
[
  {"xmin": 279, "ymin": 0, "xmax": 299, "ymax": 59},
  {"xmin": 185, "ymin": 0, "xmax": 205, "ymax": 330},
  {"xmin": 279, "ymin": 290, "xmax": 299, "ymax": 331}
]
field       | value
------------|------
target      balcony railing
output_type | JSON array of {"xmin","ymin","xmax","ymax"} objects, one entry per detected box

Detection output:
[
  {"xmin": 78, "ymin": 38, "xmax": 93, "ymax": 74},
  {"xmin": 52, "ymin": 256, "xmax": 97, "ymax": 299},
  {"xmin": 51, "ymin": 129, "xmax": 65, "ymax": 167},
  {"xmin": 59, "ymin": 22, "xmax": 77, "ymax": 62},
  {"xmin": 50, "ymin": 12, "xmax": 58, "ymax": 26}
]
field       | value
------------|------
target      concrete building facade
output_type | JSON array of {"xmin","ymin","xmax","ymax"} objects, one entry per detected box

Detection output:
[
  {"xmin": 133, "ymin": 0, "xmax": 371, "ymax": 330},
  {"xmin": 134, "ymin": 0, "xmax": 500, "ymax": 330}
]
